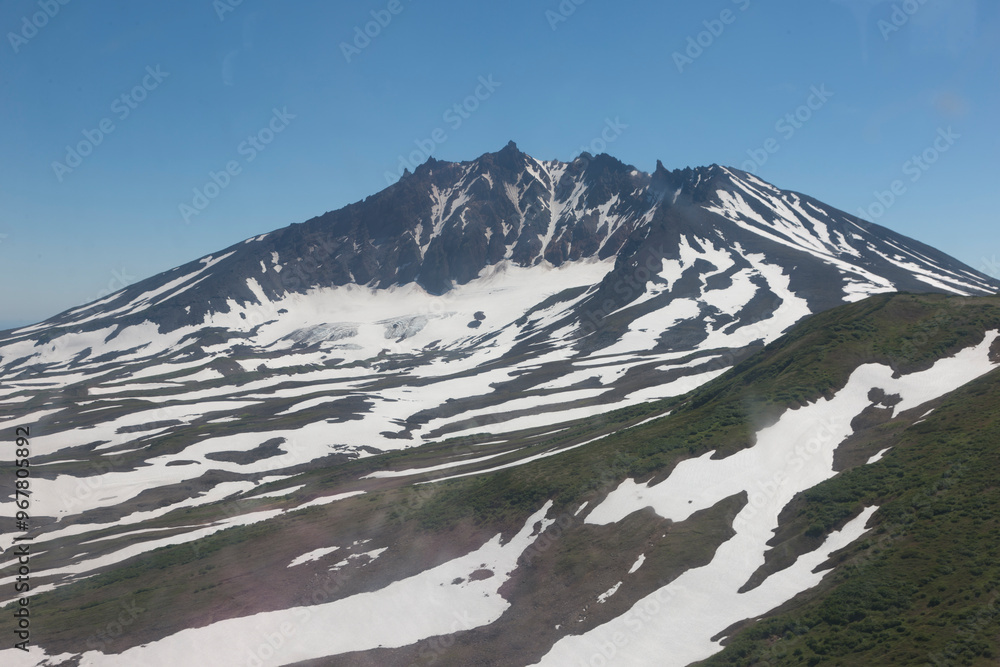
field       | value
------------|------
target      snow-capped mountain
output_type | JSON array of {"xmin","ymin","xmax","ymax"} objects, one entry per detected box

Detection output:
[
  {"xmin": 1, "ymin": 144, "xmax": 998, "ymax": 666},
  {"xmin": 0, "ymin": 142, "xmax": 996, "ymax": 519},
  {"xmin": 10, "ymin": 140, "xmax": 995, "ymax": 340},
  {"xmin": 0, "ymin": 143, "xmax": 993, "ymax": 453},
  {"xmin": 4, "ymin": 294, "xmax": 1000, "ymax": 667}
]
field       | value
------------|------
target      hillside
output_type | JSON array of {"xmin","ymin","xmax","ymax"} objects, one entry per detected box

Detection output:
[{"xmin": 2, "ymin": 293, "xmax": 999, "ymax": 665}]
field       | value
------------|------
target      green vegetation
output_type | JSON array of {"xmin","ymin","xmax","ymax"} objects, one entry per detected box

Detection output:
[
  {"xmin": 401, "ymin": 295, "xmax": 1000, "ymax": 531},
  {"xmin": 4, "ymin": 293, "xmax": 1000, "ymax": 662},
  {"xmin": 698, "ymin": 327, "xmax": 1000, "ymax": 664}
]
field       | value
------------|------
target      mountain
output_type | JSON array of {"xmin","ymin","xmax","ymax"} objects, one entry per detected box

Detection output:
[
  {"xmin": 12, "ymin": 141, "xmax": 995, "ymax": 339},
  {"xmin": 0, "ymin": 143, "xmax": 994, "ymax": 450},
  {"xmin": 2, "ymin": 293, "xmax": 999, "ymax": 666},
  {"xmin": 0, "ymin": 144, "xmax": 998, "ymax": 666}
]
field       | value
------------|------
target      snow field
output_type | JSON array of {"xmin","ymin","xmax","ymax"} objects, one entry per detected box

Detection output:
[
  {"xmin": 75, "ymin": 502, "xmax": 556, "ymax": 666},
  {"xmin": 0, "ymin": 491, "xmax": 367, "ymax": 603},
  {"xmin": 541, "ymin": 332, "xmax": 1000, "ymax": 666}
]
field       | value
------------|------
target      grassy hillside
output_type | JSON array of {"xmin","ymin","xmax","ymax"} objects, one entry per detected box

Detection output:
[
  {"xmin": 4, "ymin": 293, "xmax": 1000, "ymax": 664},
  {"xmin": 699, "ymin": 357, "xmax": 1000, "ymax": 665}
]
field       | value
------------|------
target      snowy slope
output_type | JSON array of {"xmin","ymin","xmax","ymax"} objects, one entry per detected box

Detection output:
[
  {"xmin": 0, "ymin": 146, "xmax": 996, "ymax": 582},
  {"xmin": 5, "ymin": 321, "xmax": 998, "ymax": 666},
  {"xmin": 0, "ymin": 145, "xmax": 998, "ymax": 666}
]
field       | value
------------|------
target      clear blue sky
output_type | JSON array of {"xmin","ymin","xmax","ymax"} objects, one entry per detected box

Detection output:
[{"xmin": 1, "ymin": 0, "xmax": 998, "ymax": 328}]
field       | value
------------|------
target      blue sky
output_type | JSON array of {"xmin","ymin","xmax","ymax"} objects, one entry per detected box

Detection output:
[{"xmin": 1, "ymin": 0, "xmax": 998, "ymax": 328}]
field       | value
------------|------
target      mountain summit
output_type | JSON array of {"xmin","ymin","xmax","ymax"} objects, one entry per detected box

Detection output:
[
  {"xmin": 1, "ymin": 145, "xmax": 999, "ymax": 666},
  {"xmin": 0, "ymin": 143, "xmax": 996, "ymax": 447},
  {"xmin": 12, "ymin": 142, "xmax": 994, "ymax": 342}
]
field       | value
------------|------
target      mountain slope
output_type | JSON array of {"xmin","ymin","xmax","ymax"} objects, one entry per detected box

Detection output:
[
  {"xmin": 2, "ymin": 294, "xmax": 999, "ymax": 666},
  {"xmin": 701, "ymin": 360, "xmax": 1000, "ymax": 666},
  {"xmin": 1, "ymin": 143, "xmax": 998, "ymax": 665},
  {"xmin": 4, "ymin": 142, "xmax": 995, "ymax": 342},
  {"xmin": 0, "ymin": 146, "xmax": 995, "ymax": 558}
]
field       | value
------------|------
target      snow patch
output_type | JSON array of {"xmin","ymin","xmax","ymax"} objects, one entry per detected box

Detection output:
[
  {"xmin": 628, "ymin": 554, "xmax": 645, "ymax": 574},
  {"xmin": 79, "ymin": 502, "xmax": 556, "ymax": 666},
  {"xmin": 288, "ymin": 546, "xmax": 340, "ymax": 568}
]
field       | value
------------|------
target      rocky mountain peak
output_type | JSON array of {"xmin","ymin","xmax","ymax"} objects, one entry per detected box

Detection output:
[{"xmin": 3, "ymin": 145, "xmax": 995, "ymax": 342}]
